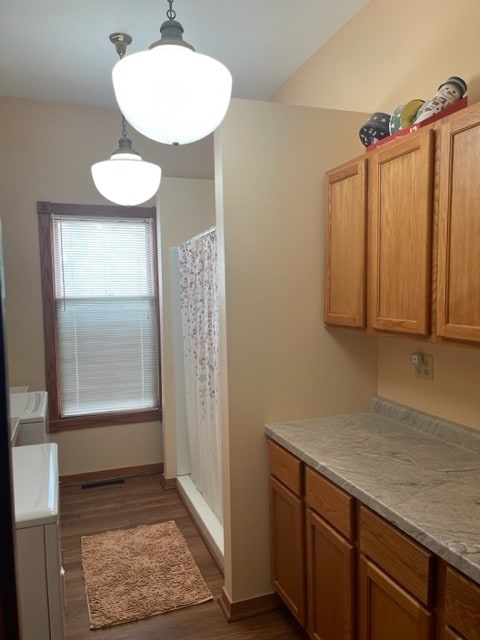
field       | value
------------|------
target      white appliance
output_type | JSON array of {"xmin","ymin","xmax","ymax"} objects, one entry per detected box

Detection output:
[
  {"xmin": 10, "ymin": 385, "xmax": 29, "ymax": 393},
  {"xmin": 12, "ymin": 443, "xmax": 65, "ymax": 640},
  {"xmin": 10, "ymin": 390, "xmax": 48, "ymax": 445}
]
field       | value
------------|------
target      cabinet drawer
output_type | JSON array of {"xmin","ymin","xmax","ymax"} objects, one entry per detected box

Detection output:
[
  {"xmin": 268, "ymin": 439, "xmax": 303, "ymax": 496},
  {"xmin": 445, "ymin": 566, "xmax": 480, "ymax": 640},
  {"xmin": 305, "ymin": 466, "xmax": 354, "ymax": 540},
  {"xmin": 359, "ymin": 506, "xmax": 433, "ymax": 606}
]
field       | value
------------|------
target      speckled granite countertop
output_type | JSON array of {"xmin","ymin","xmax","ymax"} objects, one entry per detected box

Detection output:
[{"xmin": 265, "ymin": 397, "xmax": 480, "ymax": 586}]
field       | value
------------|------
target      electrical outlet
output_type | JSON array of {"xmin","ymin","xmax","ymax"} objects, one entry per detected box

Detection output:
[{"xmin": 415, "ymin": 354, "xmax": 433, "ymax": 380}]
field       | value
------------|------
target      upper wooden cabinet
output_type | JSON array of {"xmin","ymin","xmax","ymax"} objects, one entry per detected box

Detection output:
[
  {"xmin": 368, "ymin": 129, "xmax": 434, "ymax": 335},
  {"xmin": 325, "ymin": 100, "xmax": 480, "ymax": 346},
  {"xmin": 324, "ymin": 157, "xmax": 367, "ymax": 328},
  {"xmin": 436, "ymin": 106, "xmax": 480, "ymax": 342}
]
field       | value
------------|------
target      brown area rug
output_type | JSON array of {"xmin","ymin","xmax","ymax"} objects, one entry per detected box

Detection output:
[{"xmin": 81, "ymin": 520, "xmax": 213, "ymax": 629}]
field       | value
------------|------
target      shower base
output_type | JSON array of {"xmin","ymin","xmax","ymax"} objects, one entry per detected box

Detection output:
[{"xmin": 176, "ymin": 474, "xmax": 224, "ymax": 572}]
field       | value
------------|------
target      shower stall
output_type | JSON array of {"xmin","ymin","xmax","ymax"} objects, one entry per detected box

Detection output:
[{"xmin": 170, "ymin": 227, "xmax": 224, "ymax": 569}]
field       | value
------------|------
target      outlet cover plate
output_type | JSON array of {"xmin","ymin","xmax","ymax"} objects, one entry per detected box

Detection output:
[{"xmin": 415, "ymin": 354, "xmax": 433, "ymax": 380}]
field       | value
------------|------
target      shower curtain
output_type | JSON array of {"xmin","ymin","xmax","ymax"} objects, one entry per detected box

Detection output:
[{"xmin": 177, "ymin": 227, "xmax": 222, "ymax": 523}]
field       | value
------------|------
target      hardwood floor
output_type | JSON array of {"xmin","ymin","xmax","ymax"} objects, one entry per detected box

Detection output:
[{"xmin": 60, "ymin": 473, "xmax": 308, "ymax": 639}]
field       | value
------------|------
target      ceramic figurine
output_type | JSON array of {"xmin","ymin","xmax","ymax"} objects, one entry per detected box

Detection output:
[
  {"xmin": 389, "ymin": 105, "xmax": 404, "ymax": 135},
  {"xmin": 359, "ymin": 112, "xmax": 391, "ymax": 147},
  {"xmin": 414, "ymin": 76, "xmax": 467, "ymax": 124},
  {"xmin": 389, "ymin": 99, "xmax": 425, "ymax": 134}
]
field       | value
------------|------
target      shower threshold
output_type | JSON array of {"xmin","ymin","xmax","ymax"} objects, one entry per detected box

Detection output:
[{"xmin": 176, "ymin": 474, "xmax": 224, "ymax": 573}]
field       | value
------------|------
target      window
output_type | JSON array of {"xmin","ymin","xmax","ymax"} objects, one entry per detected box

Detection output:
[{"xmin": 37, "ymin": 201, "xmax": 161, "ymax": 431}]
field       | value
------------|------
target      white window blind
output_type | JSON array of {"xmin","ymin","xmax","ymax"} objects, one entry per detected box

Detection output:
[{"xmin": 52, "ymin": 215, "xmax": 159, "ymax": 417}]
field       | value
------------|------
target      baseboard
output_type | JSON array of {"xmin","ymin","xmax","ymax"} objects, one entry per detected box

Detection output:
[
  {"xmin": 159, "ymin": 473, "xmax": 177, "ymax": 490},
  {"xmin": 60, "ymin": 462, "xmax": 163, "ymax": 485},
  {"xmin": 218, "ymin": 587, "xmax": 279, "ymax": 622}
]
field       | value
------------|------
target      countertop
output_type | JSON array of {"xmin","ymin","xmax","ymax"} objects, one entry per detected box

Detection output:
[{"xmin": 265, "ymin": 397, "xmax": 480, "ymax": 585}]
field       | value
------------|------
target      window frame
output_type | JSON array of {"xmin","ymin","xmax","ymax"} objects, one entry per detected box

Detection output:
[{"xmin": 37, "ymin": 201, "xmax": 162, "ymax": 432}]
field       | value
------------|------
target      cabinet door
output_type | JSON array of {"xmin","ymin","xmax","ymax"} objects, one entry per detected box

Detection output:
[
  {"xmin": 444, "ymin": 565, "xmax": 480, "ymax": 640},
  {"xmin": 269, "ymin": 475, "xmax": 305, "ymax": 625},
  {"xmin": 436, "ymin": 105, "xmax": 480, "ymax": 342},
  {"xmin": 306, "ymin": 508, "xmax": 355, "ymax": 640},
  {"xmin": 325, "ymin": 157, "xmax": 367, "ymax": 327},
  {"xmin": 368, "ymin": 129, "xmax": 434, "ymax": 335},
  {"xmin": 359, "ymin": 556, "xmax": 433, "ymax": 640}
]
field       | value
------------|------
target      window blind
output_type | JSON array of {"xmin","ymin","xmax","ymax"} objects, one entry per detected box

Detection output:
[{"xmin": 52, "ymin": 215, "xmax": 159, "ymax": 417}]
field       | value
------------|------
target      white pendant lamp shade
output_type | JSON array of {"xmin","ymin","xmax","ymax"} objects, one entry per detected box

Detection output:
[
  {"xmin": 91, "ymin": 33, "xmax": 162, "ymax": 206},
  {"xmin": 91, "ymin": 151, "xmax": 161, "ymax": 207},
  {"xmin": 112, "ymin": 44, "xmax": 232, "ymax": 146}
]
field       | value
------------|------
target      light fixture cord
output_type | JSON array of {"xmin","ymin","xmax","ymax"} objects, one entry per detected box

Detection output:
[{"xmin": 166, "ymin": 0, "xmax": 176, "ymax": 20}]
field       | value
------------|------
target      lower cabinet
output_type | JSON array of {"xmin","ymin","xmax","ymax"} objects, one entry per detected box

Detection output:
[
  {"xmin": 268, "ymin": 439, "xmax": 306, "ymax": 626},
  {"xmin": 305, "ymin": 465, "xmax": 355, "ymax": 640},
  {"xmin": 444, "ymin": 630, "xmax": 464, "ymax": 640},
  {"xmin": 267, "ymin": 438, "xmax": 480, "ymax": 640},
  {"xmin": 444, "ymin": 566, "xmax": 480, "ymax": 640},
  {"xmin": 269, "ymin": 474, "xmax": 305, "ymax": 625},
  {"xmin": 358, "ymin": 504, "xmax": 434, "ymax": 640},
  {"xmin": 306, "ymin": 508, "xmax": 355, "ymax": 640},
  {"xmin": 359, "ymin": 557, "xmax": 432, "ymax": 640}
]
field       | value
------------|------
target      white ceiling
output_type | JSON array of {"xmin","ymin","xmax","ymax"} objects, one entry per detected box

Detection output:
[{"xmin": 0, "ymin": 0, "xmax": 369, "ymax": 177}]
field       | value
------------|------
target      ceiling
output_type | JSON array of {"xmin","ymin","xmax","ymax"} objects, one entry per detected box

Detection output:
[{"xmin": 0, "ymin": 0, "xmax": 369, "ymax": 177}]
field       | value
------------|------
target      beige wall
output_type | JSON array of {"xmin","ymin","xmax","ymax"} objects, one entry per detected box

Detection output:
[
  {"xmin": 378, "ymin": 338, "xmax": 480, "ymax": 430},
  {"xmin": 272, "ymin": 0, "xmax": 480, "ymax": 114},
  {"xmin": 216, "ymin": 98, "xmax": 377, "ymax": 602},
  {"xmin": 271, "ymin": 0, "xmax": 480, "ymax": 432},
  {"xmin": 0, "ymin": 96, "xmax": 213, "ymax": 475},
  {"xmin": 51, "ymin": 422, "xmax": 162, "ymax": 477},
  {"xmin": 157, "ymin": 177, "xmax": 215, "ymax": 479}
]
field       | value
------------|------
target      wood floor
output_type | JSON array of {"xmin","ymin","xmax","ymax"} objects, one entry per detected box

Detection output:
[{"xmin": 60, "ymin": 473, "xmax": 308, "ymax": 639}]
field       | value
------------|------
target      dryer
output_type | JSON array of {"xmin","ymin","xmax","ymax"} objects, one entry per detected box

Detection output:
[
  {"xmin": 10, "ymin": 390, "xmax": 48, "ymax": 445},
  {"xmin": 12, "ymin": 443, "xmax": 65, "ymax": 640}
]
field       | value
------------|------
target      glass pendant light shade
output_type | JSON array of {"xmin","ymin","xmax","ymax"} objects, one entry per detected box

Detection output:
[
  {"xmin": 112, "ymin": 44, "xmax": 232, "ymax": 146},
  {"xmin": 91, "ymin": 151, "xmax": 161, "ymax": 207}
]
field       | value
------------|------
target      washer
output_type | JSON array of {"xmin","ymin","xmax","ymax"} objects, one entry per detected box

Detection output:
[
  {"xmin": 12, "ymin": 443, "xmax": 65, "ymax": 640},
  {"xmin": 10, "ymin": 390, "xmax": 48, "ymax": 445}
]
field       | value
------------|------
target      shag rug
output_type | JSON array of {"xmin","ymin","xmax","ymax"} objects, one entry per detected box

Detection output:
[{"xmin": 81, "ymin": 520, "xmax": 213, "ymax": 629}]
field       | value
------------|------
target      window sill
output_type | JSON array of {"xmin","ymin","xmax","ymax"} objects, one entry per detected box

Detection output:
[{"xmin": 48, "ymin": 408, "xmax": 162, "ymax": 432}]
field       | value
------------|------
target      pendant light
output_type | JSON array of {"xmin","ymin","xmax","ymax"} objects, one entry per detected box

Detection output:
[
  {"xmin": 111, "ymin": 0, "xmax": 232, "ymax": 146},
  {"xmin": 91, "ymin": 33, "xmax": 161, "ymax": 206}
]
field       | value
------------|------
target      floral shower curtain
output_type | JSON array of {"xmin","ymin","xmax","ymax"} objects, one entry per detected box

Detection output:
[{"xmin": 177, "ymin": 227, "xmax": 222, "ymax": 523}]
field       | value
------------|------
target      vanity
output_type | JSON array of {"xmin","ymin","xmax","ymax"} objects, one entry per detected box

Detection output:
[{"xmin": 266, "ymin": 398, "xmax": 480, "ymax": 640}]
